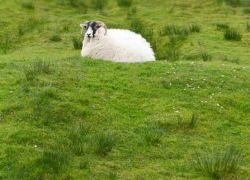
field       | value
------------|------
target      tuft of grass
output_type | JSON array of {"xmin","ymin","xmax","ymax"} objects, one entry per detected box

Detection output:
[
  {"xmin": 243, "ymin": 7, "xmax": 250, "ymax": 14},
  {"xmin": 72, "ymin": 37, "xmax": 82, "ymax": 49},
  {"xmin": 247, "ymin": 21, "xmax": 250, "ymax": 32},
  {"xmin": 68, "ymin": 124, "xmax": 89, "ymax": 156},
  {"xmin": 165, "ymin": 47, "xmax": 180, "ymax": 61},
  {"xmin": 91, "ymin": 0, "xmax": 108, "ymax": 10},
  {"xmin": 201, "ymin": 52, "xmax": 213, "ymax": 61},
  {"xmin": 189, "ymin": 24, "xmax": 201, "ymax": 33},
  {"xmin": 38, "ymin": 149, "xmax": 71, "ymax": 174},
  {"xmin": 189, "ymin": 113, "xmax": 198, "ymax": 128},
  {"xmin": 24, "ymin": 60, "xmax": 54, "ymax": 81},
  {"xmin": 79, "ymin": 160, "xmax": 89, "ymax": 169},
  {"xmin": 194, "ymin": 146, "xmax": 243, "ymax": 179},
  {"xmin": 222, "ymin": 55, "xmax": 240, "ymax": 64},
  {"xmin": 217, "ymin": 0, "xmax": 242, "ymax": 7},
  {"xmin": 94, "ymin": 132, "xmax": 116, "ymax": 156},
  {"xmin": 224, "ymin": 28, "xmax": 242, "ymax": 41},
  {"xmin": 21, "ymin": 2, "xmax": 35, "ymax": 9},
  {"xmin": 0, "ymin": 34, "xmax": 13, "ymax": 54},
  {"xmin": 50, "ymin": 34, "xmax": 62, "ymax": 42},
  {"xmin": 161, "ymin": 24, "xmax": 190, "ymax": 37},
  {"xmin": 216, "ymin": 23, "xmax": 229, "ymax": 31},
  {"xmin": 142, "ymin": 127, "xmax": 163, "ymax": 146},
  {"xmin": 116, "ymin": 0, "xmax": 133, "ymax": 7},
  {"xmin": 127, "ymin": 6, "xmax": 137, "ymax": 18},
  {"xmin": 18, "ymin": 17, "xmax": 43, "ymax": 37}
]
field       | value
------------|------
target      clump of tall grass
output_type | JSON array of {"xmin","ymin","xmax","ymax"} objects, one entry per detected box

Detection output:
[
  {"xmin": 50, "ymin": 34, "xmax": 62, "ymax": 42},
  {"xmin": 201, "ymin": 52, "xmax": 213, "ymax": 61},
  {"xmin": 72, "ymin": 37, "xmax": 82, "ymax": 49},
  {"xmin": 24, "ymin": 60, "xmax": 54, "ymax": 81},
  {"xmin": 21, "ymin": 2, "xmax": 35, "ymax": 9},
  {"xmin": 217, "ymin": 0, "xmax": 242, "ymax": 7},
  {"xmin": 224, "ymin": 28, "xmax": 242, "ymax": 41},
  {"xmin": 127, "ymin": 6, "xmax": 137, "ymax": 18},
  {"xmin": 142, "ymin": 127, "xmax": 163, "ymax": 146},
  {"xmin": 216, "ymin": 23, "xmax": 229, "ymax": 31},
  {"xmin": 116, "ymin": 0, "xmax": 133, "ymax": 7},
  {"xmin": 68, "ymin": 124, "xmax": 89, "ymax": 156},
  {"xmin": 18, "ymin": 17, "xmax": 43, "ymax": 37},
  {"xmin": 194, "ymin": 146, "xmax": 243, "ymax": 179},
  {"xmin": 94, "ymin": 132, "xmax": 116, "ymax": 156},
  {"xmin": 60, "ymin": 0, "xmax": 88, "ymax": 12},
  {"xmin": 222, "ymin": 55, "xmax": 240, "ymax": 64},
  {"xmin": 91, "ymin": 0, "xmax": 108, "ymax": 10},
  {"xmin": 189, "ymin": 113, "xmax": 198, "ymax": 128},
  {"xmin": 243, "ymin": 7, "xmax": 250, "ymax": 14},
  {"xmin": 0, "ymin": 34, "xmax": 13, "ymax": 54},
  {"xmin": 37, "ymin": 149, "xmax": 71, "ymax": 174},
  {"xmin": 247, "ymin": 21, "xmax": 250, "ymax": 31},
  {"xmin": 165, "ymin": 47, "xmax": 180, "ymax": 61}
]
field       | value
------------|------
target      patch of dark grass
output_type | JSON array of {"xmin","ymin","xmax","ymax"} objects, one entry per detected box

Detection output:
[
  {"xmin": 0, "ymin": 33, "xmax": 13, "ymax": 54},
  {"xmin": 216, "ymin": 23, "xmax": 230, "ymax": 31},
  {"xmin": 72, "ymin": 37, "xmax": 82, "ymax": 49},
  {"xmin": 222, "ymin": 55, "xmax": 240, "ymax": 64},
  {"xmin": 243, "ymin": 7, "xmax": 250, "ymax": 14},
  {"xmin": 189, "ymin": 24, "xmax": 201, "ymax": 33},
  {"xmin": 50, "ymin": 34, "xmax": 62, "ymax": 42},
  {"xmin": 165, "ymin": 47, "xmax": 180, "ymax": 61},
  {"xmin": 94, "ymin": 132, "xmax": 116, "ymax": 156},
  {"xmin": 143, "ymin": 127, "xmax": 163, "ymax": 146},
  {"xmin": 224, "ymin": 28, "xmax": 242, "ymax": 41},
  {"xmin": 194, "ymin": 146, "xmax": 243, "ymax": 179},
  {"xmin": 189, "ymin": 113, "xmax": 198, "ymax": 128},
  {"xmin": 127, "ymin": 6, "xmax": 137, "ymax": 18},
  {"xmin": 24, "ymin": 60, "xmax": 54, "ymax": 81},
  {"xmin": 38, "ymin": 149, "xmax": 71, "ymax": 174},
  {"xmin": 91, "ymin": 0, "xmax": 108, "ymax": 10},
  {"xmin": 217, "ymin": 0, "xmax": 242, "ymax": 7},
  {"xmin": 68, "ymin": 124, "xmax": 89, "ymax": 156},
  {"xmin": 247, "ymin": 21, "xmax": 250, "ymax": 31},
  {"xmin": 61, "ymin": 0, "xmax": 88, "ymax": 12},
  {"xmin": 116, "ymin": 0, "xmax": 133, "ymax": 7},
  {"xmin": 79, "ymin": 160, "xmax": 89, "ymax": 169},
  {"xmin": 18, "ymin": 17, "xmax": 43, "ymax": 37},
  {"xmin": 201, "ymin": 52, "xmax": 213, "ymax": 61},
  {"xmin": 21, "ymin": 2, "xmax": 35, "ymax": 9}
]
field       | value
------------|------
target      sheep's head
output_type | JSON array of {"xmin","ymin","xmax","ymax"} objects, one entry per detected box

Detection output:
[{"xmin": 80, "ymin": 21, "xmax": 107, "ymax": 39}]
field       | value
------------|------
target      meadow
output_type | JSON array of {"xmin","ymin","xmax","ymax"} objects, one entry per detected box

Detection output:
[{"xmin": 0, "ymin": 0, "xmax": 249, "ymax": 179}]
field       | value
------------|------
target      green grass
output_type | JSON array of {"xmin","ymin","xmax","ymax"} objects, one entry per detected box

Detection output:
[
  {"xmin": 194, "ymin": 146, "xmax": 243, "ymax": 179},
  {"xmin": 0, "ymin": 0, "xmax": 249, "ymax": 179}
]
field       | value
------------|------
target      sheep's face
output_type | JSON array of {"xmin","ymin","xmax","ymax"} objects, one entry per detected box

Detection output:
[{"xmin": 80, "ymin": 21, "xmax": 107, "ymax": 39}]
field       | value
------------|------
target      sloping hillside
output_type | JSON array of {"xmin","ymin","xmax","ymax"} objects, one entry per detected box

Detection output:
[{"xmin": 0, "ymin": 0, "xmax": 249, "ymax": 179}]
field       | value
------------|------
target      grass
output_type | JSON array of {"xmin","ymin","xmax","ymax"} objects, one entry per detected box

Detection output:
[
  {"xmin": 247, "ymin": 21, "xmax": 250, "ymax": 31},
  {"xmin": 194, "ymin": 146, "xmax": 243, "ymax": 179},
  {"xmin": 0, "ymin": 0, "xmax": 249, "ymax": 179},
  {"xmin": 224, "ymin": 28, "xmax": 242, "ymax": 41},
  {"xmin": 92, "ymin": 0, "xmax": 108, "ymax": 10},
  {"xmin": 116, "ymin": 0, "xmax": 133, "ymax": 7},
  {"xmin": 50, "ymin": 34, "xmax": 62, "ymax": 42},
  {"xmin": 72, "ymin": 37, "xmax": 83, "ymax": 49},
  {"xmin": 94, "ymin": 132, "xmax": 116, "ymax": 156},
  {"xmin": 21, "ymin": 1, "xmax": 35, "ymax": 9}
]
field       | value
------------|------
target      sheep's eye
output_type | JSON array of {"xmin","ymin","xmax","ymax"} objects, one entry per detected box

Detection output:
[
  {"xmin": 84, "ymin": 25, "xmax": 88, "ymax": 29},
  {"xmin": 96, "ymin": 25, "xmax": 101, "ymax": 28}
]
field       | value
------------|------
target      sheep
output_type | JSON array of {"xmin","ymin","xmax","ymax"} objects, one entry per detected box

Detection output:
[{"xmin": 80, "ymin": 21, "xmax": 155, "ymax": 63}]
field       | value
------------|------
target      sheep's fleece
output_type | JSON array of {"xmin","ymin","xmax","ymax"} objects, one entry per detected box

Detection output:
[{"xmin": 80, "ymin": 21, "xmax": 155, "ymax": 63}]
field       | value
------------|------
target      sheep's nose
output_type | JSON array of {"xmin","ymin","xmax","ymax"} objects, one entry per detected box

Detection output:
[{"xmin": 87, "ymin": 33, "xmax": 91, "ymax": 37}]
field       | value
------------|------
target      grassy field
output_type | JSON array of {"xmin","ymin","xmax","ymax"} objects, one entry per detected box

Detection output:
[{"xmin": 0, "ymin": 0, "xmax": 250, "ymax": 179}]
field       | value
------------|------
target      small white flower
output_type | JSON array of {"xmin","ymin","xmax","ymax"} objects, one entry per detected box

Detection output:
[
  {"xmin": 216, "ymin": 103, "xmax": 220, "ymax": 107},
  {"xmin": 34, "ymin": 145, "xmax": 38, "ymax": 148}
]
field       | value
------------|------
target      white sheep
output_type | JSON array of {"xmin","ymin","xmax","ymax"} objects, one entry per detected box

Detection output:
[{"xmin": 80, "ymin": 21, "xmax": 155, "ymax": 63}]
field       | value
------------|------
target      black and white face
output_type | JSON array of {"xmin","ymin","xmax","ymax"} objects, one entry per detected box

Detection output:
[{"xmin": 80, "ymin": 21, "xmax": 103, "ymax": 39}]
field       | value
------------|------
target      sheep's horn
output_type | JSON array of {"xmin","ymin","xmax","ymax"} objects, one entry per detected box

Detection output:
[{"xmin": 96, "ymin": 21, "xmax": 107, "ymax": 35}]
